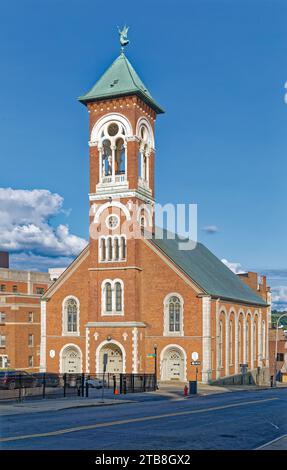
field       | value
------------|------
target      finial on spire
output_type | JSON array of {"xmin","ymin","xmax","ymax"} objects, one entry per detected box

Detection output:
[{"xmin": 117, "ymin": 25, "xmax": 130, "ymax": 53}]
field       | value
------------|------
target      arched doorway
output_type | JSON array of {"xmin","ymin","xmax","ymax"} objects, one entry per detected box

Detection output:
[
  {"xmin": 61, "ymin": 345, "xmax": 82, "ymax": 373},
  {"xmin": 98, "ymin": 343, "xmax": 123, "ymax": 373},
  {"xmin": 161, "ymin": 346, "xmax": 185, "ymax": 381}
]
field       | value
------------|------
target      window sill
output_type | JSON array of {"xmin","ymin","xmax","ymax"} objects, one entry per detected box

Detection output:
[
  {"xmin": 163, "ymin": 332, "xmax": 184, "ymax": 337},
  {"xmin": 101, "ymin": 312, "xmax": 124, "ymax": 317},
  {"xmin": 62, "ymin": 332, "xmax": 80, "ymax": 337},
  {"xmin": 99, "ymin": 259, "xmax": 126, "ymax": 264}
]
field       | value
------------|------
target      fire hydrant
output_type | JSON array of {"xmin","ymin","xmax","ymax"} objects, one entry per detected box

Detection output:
[{"xmin": 184, "ymin": 385, "xmax": 188, "ymax": 396}]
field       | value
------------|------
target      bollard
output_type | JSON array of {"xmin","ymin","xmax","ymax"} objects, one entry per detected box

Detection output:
[
  {"xmin": 42, "ymin": 373, "xmax": 46, "ymax": 399},
  {"xmin": 184, "ymin": 385, "xmax": 188, "ymax": 396},
  {"xmin": 63, "ymin": 373, "xmax": 67, "ymax": 397},
  {"xmin": 189, "ymin": 380, "xmax": 197, "ymax": 395}
]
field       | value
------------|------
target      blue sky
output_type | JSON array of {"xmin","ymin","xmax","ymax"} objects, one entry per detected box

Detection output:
[{"xmin": 0, "ymin": 0, "xmax": 286, "ymax": 308}]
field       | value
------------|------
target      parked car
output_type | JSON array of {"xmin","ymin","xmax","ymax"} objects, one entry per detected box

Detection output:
[
  {"xmin": 33, "ymin": 373, "xmax": 60, "ymax": 388},
  {"xmin": 0, "ymin": 371, "xmax": 36, "ymax": 390},
  {"xmin": 84, "ymin": 377, "xmax": 107, "ymax": 389}
]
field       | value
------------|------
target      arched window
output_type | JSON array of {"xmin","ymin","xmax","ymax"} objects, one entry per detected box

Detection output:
[
  {"xmin": 229, "ymin": 321, "xmax": 233, "ymax": 365},
  {"xmin": 62, "ymin": 297, "xmax": 79, "ymax": 336},
  {"xmin": 169, "ymin": 296, "xmax": 181, "ymax": 332},
  {"xmin": 115, "ymin": 282, "xmax": 122, "ymax": 312},
  {"xmin": 114, "ymin": 238, "xmax": 119, "ymax": 260},
  {"xmin": 102, "ymin": 139, "xmax": 112, "ymax": 177},
  {"xmin": 253, "ymin": 322, "xmax": 257, "ymax": 364},
  {"xmin": 101, "ymin": 238, "xmax": 106, "ymax": 261},
  {"xmin": 164, "ymin": 295, "xmax": 183, "ymax": 336},
  {"xmin": 219, "ymin": 320, "xmax": 223, "ymax": 368},
  {"xmin": 105, "ymin": 283, "xmax": 112, "ymax": 312},
  {"xmin": 238, "ymin": 321, "xmax": 242, "ymax": 364},
  {"xmin": 137, "ymin": 124, "xmax": 151, "ymax": 190},
  {"xmin": 67, "ymin": 299, "xmax": 77, "ymax": 332},
  {"xmin": 98, "ymin": 121, "xmax": 127, "ymax": 184},
  {"xmin": 115, "ymin": 138, "xmax": 125, "ymax": 175},
  {"xmin": 102, "ymin": 280, "xmax": 124, "ymax": 315},
  {"xmin": 121, "ymin": 236, "xmax": 126, "ymax": 259},
  {"xmin": 107, "ymin": 237, "xmax": 113, "ymax": 261},
  {"xmin": 246, "ymin": 322, "xmax": 250, "ymax": 364}
]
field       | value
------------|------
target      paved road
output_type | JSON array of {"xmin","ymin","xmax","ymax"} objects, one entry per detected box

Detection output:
[{"xmin": 0, "ymin": 388, "xmax": 286, "ymax": 450}]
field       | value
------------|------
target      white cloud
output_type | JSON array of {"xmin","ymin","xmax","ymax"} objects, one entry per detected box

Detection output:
[
  {"xmin": 0, "ymin": 188, "xmax": 87, "ymax": 268},
  {"xmin": 222, "ymin": 260, "xmax": 287, "ymax": 311},
  {"xmin": 221, "ymin": 258, "xmax": 245, "ymax": 274},
  {"xmin": 202, "ymin": 225, "xmax": 220, "ymax": 234},
  {"xmin": 269, "ymin": 285, "xmax": 287, "ymax": 311}
]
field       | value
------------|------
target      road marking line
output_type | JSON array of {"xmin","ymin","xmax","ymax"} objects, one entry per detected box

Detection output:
[
  {"xmin": 255, "ymin": 433, "xmax": 287, "ymax": 450},
  {"xmin": 0, "ymin": 397, "xmax": 278, "ymax": 443}
]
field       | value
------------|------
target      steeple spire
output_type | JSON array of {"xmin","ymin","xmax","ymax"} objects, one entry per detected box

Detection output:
[{"xmin": 78, "ymin": 42, "xmax": 164, "ymax": 114}]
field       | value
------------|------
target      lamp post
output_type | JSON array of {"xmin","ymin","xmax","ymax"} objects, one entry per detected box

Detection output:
[
  {"xmin": 154, "ymin": 343, "xmax": 158, "ymax": 390},
  {"xmin": 274, "ymin": 313, "xmax": 287, "ymax": 387}
]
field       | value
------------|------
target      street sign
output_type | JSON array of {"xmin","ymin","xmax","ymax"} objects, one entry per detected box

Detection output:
[
  {"xmin": 191, "ymin": 361, "xmax": 201, "ymax": 366},
  {"xmin": 191, "ymin": 351, "xmax": 199, "ymax": 361},
  {"xmin": 103, "ymin": 353, "xmax": 108, "ymax": 373},
  {"xmin": 147, "ymin": 353, "xmax": 156, "ymax": 358}
]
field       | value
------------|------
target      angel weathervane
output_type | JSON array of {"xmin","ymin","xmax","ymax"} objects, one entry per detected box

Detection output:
[{"xmin": 118, "ymin": 25, "xmax": 130, "ymax": 52}]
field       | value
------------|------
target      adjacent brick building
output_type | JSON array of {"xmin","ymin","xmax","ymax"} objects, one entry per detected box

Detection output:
[
  {"xmin": 269, "ymin": 327, "xmax": 287, "ymax": 381},
  {"xmin": 0, "ymin": 261, "xmax": 51, "ymax": 371},
  {"xmin": 40, "ymin": 48, "xmax": 270, "ymax": 383}
]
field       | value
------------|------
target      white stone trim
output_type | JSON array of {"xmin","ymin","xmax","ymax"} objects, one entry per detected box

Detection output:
[
  {"xmin": 92, "ymin": 200, "xmax": 131, "ymax": 224},
  {"xmin": 132, "ymin": 327, "xmax": 138, "ymax": 373},
  {"xmin": 40, "ymin": 300, "xmax": 47, "ymax": 372},
  {"xmin": 90, "ymin": 113, "xmax": 132, "ymax": 143},
  {"xmin": 95, "ymin": 339, "xmax": 126, "ymax": 373},
  {"xmin": 89, "ymin": 190, "xmax": 154, "ymax": 204},
  {"xmin": 136, "ymin": 116, "xmax": 155, "ymax": 149},
  {"xmin": 85, "ymin": 327, "xmax": 90, "ymax": 373},
  {"xmin": 86, "ymin": 321, "xmax": 146, "ymax": 328},
  {"xmin": 202, "ymin": 296, "xmax": 212, "ymax": 383},
  {"xmin": 215, "ymin": 299, "xmax": 221, "ymax": 379}
]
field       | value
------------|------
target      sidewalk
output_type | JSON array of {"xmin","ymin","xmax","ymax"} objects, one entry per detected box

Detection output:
[
  {"xmin": 0, "ymin": 397, "xmax": 133, "ymax": 416},
  {"xmin": 257, "ymin": 434, "xmax": 287, "ymax": 450}
]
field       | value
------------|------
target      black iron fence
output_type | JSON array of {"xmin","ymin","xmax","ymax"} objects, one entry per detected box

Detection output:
[{"xmin": 0, "ymin": 372, "xmax": 156, "ymax": 402}]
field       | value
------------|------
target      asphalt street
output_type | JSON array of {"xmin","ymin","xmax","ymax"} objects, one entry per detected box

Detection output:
[{"xmin": 0, "ymin": 388, "xmax": 286, "ymax": 450}]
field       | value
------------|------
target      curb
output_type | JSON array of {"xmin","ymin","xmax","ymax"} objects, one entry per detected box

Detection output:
[{"xmin": 58, "ymin": 400, "xmax": 133, "ymax": 411}]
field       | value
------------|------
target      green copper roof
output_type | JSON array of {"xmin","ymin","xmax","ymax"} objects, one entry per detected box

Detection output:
[
  {"xmin": 79, "ymin": 53, "xmax": 164, "ymax": 114},
  {"xmin": 152, "ymin": 230, "xmax": 267, "ymax": 307}
]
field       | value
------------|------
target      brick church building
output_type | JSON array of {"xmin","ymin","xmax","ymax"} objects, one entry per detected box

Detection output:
[{"xmin": 40, "ymin": 44, "xmax": 270, "ymax": 383}]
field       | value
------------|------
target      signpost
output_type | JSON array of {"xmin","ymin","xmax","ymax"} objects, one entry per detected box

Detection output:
[
  {"xmin": 191, "ymin": 352, "xmax": 200, "ymax": 383},
  {"xmin": 102, "ymin": 353, "xmax": 108, "ymax": 401}
]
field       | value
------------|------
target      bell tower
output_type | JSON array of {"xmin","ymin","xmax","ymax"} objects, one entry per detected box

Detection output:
[
  {"xmin": 78, "ymin": 32, "xmax": 164, "ymax": 342},
  {"xmin": 79, "ymin": 53, "xmax": 164, "ymax": 204}
]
